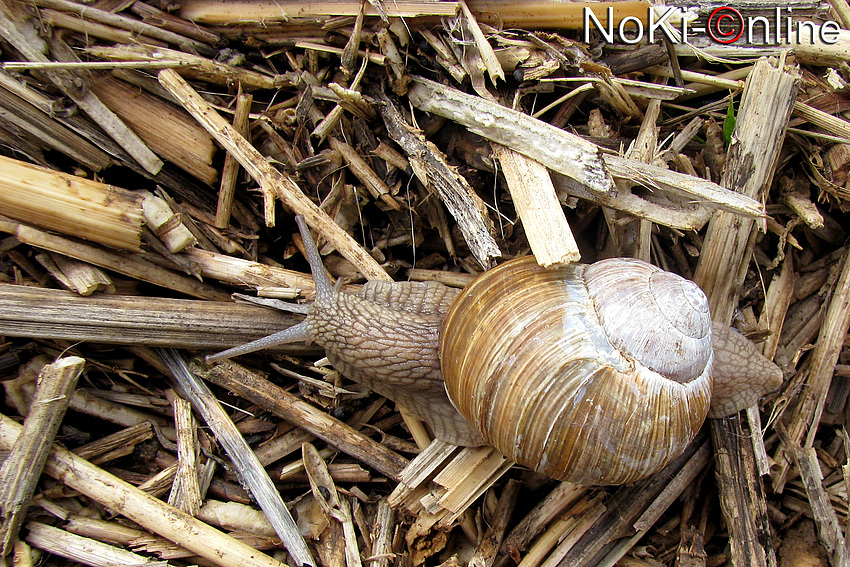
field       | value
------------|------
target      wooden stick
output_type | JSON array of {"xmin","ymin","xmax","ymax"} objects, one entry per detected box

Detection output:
[
  {"xmin": 179, "ymin": 0, "xmax": 459, "ymax": 23},
  {"xmin": 158, "ymin": 349, "xmax": 315, "ymax": 567},
  {"xmin": 196, "ymin": 360, "xmax": 409, "ymax": 481},
  {"xmin": 0, "ymin": 356, "xmax": 84, "ymax": 556},
  {"xmin": 0, "ymin": 412, "xmax": 286, "ymax": 567},
  {"xmin": 216, "ymin": 91, "xmax": 253, "ymax": 228},
  {"xmin": 492, "ymin": 145, "xmax": 580, "ymax": 267},
  {"xmin": 0, "ymin": 282, "xmax": 312, "ymax": 351},
  {"xmin": 692, "ymin": 56, "xmax": 799, "ymax": 567},
  {"xmin": 408, "ymin": 76, "xmax": 613, "ymax": 194},
  {"xmin": 158, "ymin": 68, "xmax": 391, "ymax": 281},
  {"xmin": 14, "ymin": 224, "xmax": 229, "ymax": 300},
  {"xmin": 0, "ymin": 155, "xmax": 142, "ymax": 251},
  {"xmin": 25, "ymin": 521, "xmax": 164, "ymax": 567},
  {"xmin": 375, "ymin": 89, "xmax": 500, "ymax": 268}
]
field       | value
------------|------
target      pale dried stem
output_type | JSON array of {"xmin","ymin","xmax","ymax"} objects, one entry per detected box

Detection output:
[
  {"xmin": 196, "ymin": 360, "xmax": 409, "ymax": 481},
  {"xmin": 0, "ymin": 282, "xmax": 311, "ymax": 350},
  {"xmin": 158, "ymin": 68, "xmax": 391, "ymax": 281},
  {"xmin": 216, "ymin": 91, "xmax": 253, "ymax": 228},
  {"xmin": 25, "ymin": 522, "xmax": 159, "ymax": 567},
  {"xmin": 14, "ymin": 224, "xmax": 228, "ymax": 300},
  {"xmin": 178, "ymin": 1, "xmax": 458, "ymax": 23},
  {"xmin": 492, "ymin": 145, "xmax": 580, "ymax": 266},
  {"xmin": 158, "ymin": 348, "xmax": 315, "ymax": 567},
  {"xmin": 0, "ymin": 156, "xmax": 142, "ymax": 251},
  {"xmin": 0, "ymin": 356, "xmax": 84, "ymax": 556},
  {"xmin": 0, "ymin": 412, "xmax": 285, "ymax": 567}
]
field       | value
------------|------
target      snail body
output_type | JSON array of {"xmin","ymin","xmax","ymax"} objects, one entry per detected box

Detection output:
[{"xmin": 209, "ymin": 217, "xmax": 782, "ymax": 485}]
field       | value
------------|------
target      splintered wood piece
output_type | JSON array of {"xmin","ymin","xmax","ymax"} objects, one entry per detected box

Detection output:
[
  {"xmin": 790, "ymin": 445, "xmax": 849, "ymax": 565},
  {"xmin": 408, "ymin": 76, "xmax": 614, "ymax": 194},
  {"xmin": 468, "ymin": 479, "xmax": 521, "ymax": 567},
  {"xmin": 389, "ymin": 440, "xmax": 512, "ymax": 526},
  {"xmin": 375, "ymin": 90, "xmax": 500, "ymax": 268},
  {"xmin": 709, "ymin": 417, "xmax": 775, "ymax": 567},
  {"xmin": 0, "ymin": 283, "xmax": 309, "ymax": 350},
  {"xmin": 168, "ymin": 394, "xmax": 202, "ymax": 516},
  {"xmin": 492, "ymin": 145, "xmax": 580, "ymax": 266},
  {"xmin": 216, "ymin": 91, "xmax": 253, "ymax": 228},
  {"xmin": 693, "ymin": 55, "xmax": 799, "ymax": 567},
  {"xmin": 458, "ymin": 0, "xmax": 504, "ymax": 86},
  {"xmin": 0, "ymin": 412, "xmax": 285, "ymax": 567},
  {"xmin": 693, "ymin": 56, "xmax": 800, "ymax": 323},
  {"xmin": 91, "ymin": 75, "xmax": 218, "ymax": 185},
  {"xmin": 0, "ymin": 356, "xmax": 85, "ymax": 556},
  {"xmin": 196, "ymin": 360, "xmax": 409, "ymax": 481},
  {"xmin": 555, "ymin": 434, "xmax": 708, "ymax": 566},
  {"xmin": 501, "ymin": 481, "xmax": 586, "ymax": 560},
  {"xmin": 179, "ymin": 0, "xmax": 460, "ymax": 23},
  {"xmin": 158, "ymin": 348, "xmax": 315, "ymax": 567},
  {"xmin": 14, "ymin": 225, "xmax": 228, "ymax": 300},
  {"xmin": 773, "ymin": 245, "xmax": 850, "ymax": 490},
  {"xmin": 25, "ymin": 521, "xmax": 161, "ymax": 567},
  {"xmin": 35, "ymin": 252, "xmax": 115, "ymax": 296},
  {"xmin": 158, "ymin": 68, "xmax": 391, "ymax": 281},
  {"xmin": 0, "ymin": 155, "xmax": 143, "ymax": 251}
]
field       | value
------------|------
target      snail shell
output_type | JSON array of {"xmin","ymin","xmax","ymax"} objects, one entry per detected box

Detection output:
[{"xmin": 440, "ymin": 256, "xmax": 713, "ymax": 485}]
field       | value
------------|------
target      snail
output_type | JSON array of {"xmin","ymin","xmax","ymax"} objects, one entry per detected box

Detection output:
[{"xmin": 207, "ymin": 216, "xmax": 782, "ymax": 485}]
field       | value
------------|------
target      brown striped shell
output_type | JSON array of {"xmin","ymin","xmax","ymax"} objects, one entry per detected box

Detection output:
[{"xmin": 439, "ymin": 257, "xmax": 713, "ymax": 485}]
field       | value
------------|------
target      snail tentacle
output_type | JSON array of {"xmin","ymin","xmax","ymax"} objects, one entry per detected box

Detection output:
[{"xmin": 205, "ymin": 320, "xmax": 312, "ymax": 363}]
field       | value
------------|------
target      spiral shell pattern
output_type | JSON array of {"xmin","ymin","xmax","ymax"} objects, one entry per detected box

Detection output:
[{"xmin": 439, "ymin": 257, "xmax": 712, "ymax": 485}]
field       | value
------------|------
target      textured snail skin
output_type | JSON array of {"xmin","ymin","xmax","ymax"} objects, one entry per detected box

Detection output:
[{"xmin": 207, "ymin": 217, "xmax": 783, "ymax": 485}]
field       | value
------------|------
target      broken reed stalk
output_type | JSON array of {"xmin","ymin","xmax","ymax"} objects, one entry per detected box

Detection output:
[
  {"xmin": 0, "ymin": 155, "xmax": 143, "ymax": 251},
  {"xmin": 374, "ymin": 89, "xmax": 500, "ymax": 268},
  {"xmin": 197, "ymin": 359, "xmax": 409, "ymax": 481},
  {"xmin": 157, "ymin": 68, "xmax": 391, "ymax": 281},
  {"xmin": 408, "ymin": 76, "xmax": 614, "ymax": 194},
  {"xmin": 0, "ymin": 356, "xmax": 85, "ymax": 556},
  {"xmin": 692, "ymin": 56, "xmax": 800, "ymax": 567},
  {"xmin": 491, "ymin": 145, "xmax": 580, "ymax": 266},
  {"xmin": 0, "ymin": 283, "xmax": 311, "ymax": 350},
  {"xmin": 13, "ymin": 224, "xmax": 228, "ymax": 300},
  {"xmin": 25, "ymin": 521, "xmax": 162, "ymax": 567},
  {"xmin": 157, "ymin": 349, "xmax": 316, "ymax": 567},
  {"xmin": 0, "ymin": 412, "xmax": 285, "ymax": 567}
]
